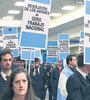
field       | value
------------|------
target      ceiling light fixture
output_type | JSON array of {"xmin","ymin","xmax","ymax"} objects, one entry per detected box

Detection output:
[
  {"xmin": 3, "ymin": 16, "xmax": 14, "ymax": 20},
  {"xmin": 8, "ymin": 10, "xmax": 20, "ymax": 14},
  {"xmin": 62, "ymin": 6, "xmax": 76, "ymax": 10},
  {"xmin": 15, "ymin": 1, "xmax": 25, "ymax": 7},
  {"xmin": 50, "ymin": 13, "xmax": 62, "ymax": 17},
  {"xmin": 76, "ymin": 2, "xmax": 83, "ymax": 4}
]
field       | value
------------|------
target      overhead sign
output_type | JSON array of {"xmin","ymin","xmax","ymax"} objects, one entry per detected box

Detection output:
[
  {"xmin": 3, "ymin": 27, "xmax": 19, "ymax": 56},
  {"xmin": 79, "ymin": 31, "xmax": 84, "ymax": 53},
  {"xmin": 47, "ymin": 41, "xmax": 58, "ymax": 63},
  {"xmin": 84, "ymin": 0, "xmax": 90, "ymax": 64},
  {"xmin": 20, "ymin": 0, "xmax": 51, "ymax": 49},
  {"xmin": 58, "ymin": 34, "xmax": 70, "ymax": 59}
]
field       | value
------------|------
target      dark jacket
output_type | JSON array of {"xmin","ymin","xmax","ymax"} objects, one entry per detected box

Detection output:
[
  {"xmin": 0, "ymin": 95, "xmax": 41, "ymax": 100},
  {"xmin": 0, "ymin": 64, "xmax": 19, "ymax": 98},
  {"xmin": 30, "ymin": 66, "xmax": 47, "ymax": 100},
  {"xmin": 66, "ymin": 70, "xmax": 89, "ymax": 100},
  {"xmin": 51, "ymin": 66, "xmax": 63, "ymax": 100},
  {"xmin": 82, "ymin": 84, "xmax": 90, "ymax": 100},
  {"xmin": 0, "ymin": 74, "xmax": 7, "ymax": 98},
  {"xmin": 50, "ymin": 67, "xmax": 60, "ymax": 100}
]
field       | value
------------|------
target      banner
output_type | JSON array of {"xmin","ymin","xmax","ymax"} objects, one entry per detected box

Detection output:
[
  {"xmin": 47, "ymin": 41, "xmax": 58, "ymax": 63},
  {"xmin": 58, "ymin": 34, "xmax": 70, "ymax": 59},
  {"xmin": 21, "ymin": 48, "xmax": 35, "ymax": 60},
  {"xmin": 21, "ymin": 48, "xmax": 42, "ymax": 62},
  {"xmin": 79, "ymin": 31, "xmax": 84, "ymax": 53},
  {"xmin": 20, "ymin": 0, "xmax": 51, "ymax": 49},
  {"xmin": 3, "ymin": 27, "xmax": 19, "ymax": 56},
  {"xmin": 84, "ymin": 0, "xmax": 90, "ymax": 64}
]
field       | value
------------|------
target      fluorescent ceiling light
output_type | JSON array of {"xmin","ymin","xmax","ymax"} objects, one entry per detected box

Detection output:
[
  {"xmin": 15, "ymin": 1, "xmax": 25, "ymax": 7},
  {"xmin": 3, "ymin": 16, "xmax": 14, "ymax": 20},
  {"xmin": 76, "ymin": 2, "xmax": 83, "ymax": 4},
  {"xmin": 8, "ymin": 10, "xmax": 20, "ymax": 14},
  {"xmin": 62, "ymin": 6, "xmax": 76, "ymax": 10},
  {"xmin": 50, "ymin": 13, "xmax": 61, "ymax": 17}
]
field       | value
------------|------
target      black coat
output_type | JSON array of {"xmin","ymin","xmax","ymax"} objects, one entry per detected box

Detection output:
[
  {"xmin": 66, "ymin": 70, "xmax": 89, "ymax": 100},
  {"xmin": 51, "ymin": 67, "xmax": 60, "ymax": 90},
  {"xmin": 0, "ymin": 64, "xmax": 19, "ymax": 98},
  {"xmin": 0, "ymin": 74, "xmax": 7, "ymax": 98},
  {"xmin": 82, "ymin": 84, "xmax": 90, "ymax": 100},
  {"xmin": 46, "ymin": 64, "xmax": 55, "ymax": 86},
  {"xmin": 50, "ymin": 67, "xmax": 60, "ymax": 100},
  {"xmin": 30, "ymin": 66, "xmax": 47, "ymax": 100}
]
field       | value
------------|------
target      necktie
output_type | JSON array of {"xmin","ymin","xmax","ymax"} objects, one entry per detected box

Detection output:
[
  {"xmin": 6, "ymin": 76, "xmax": 9, "ymax": 80},
  {"xmin": 57, "ymin": 66, "xmax": 61, "ymax": 74},
  {"xmin": 86, "ymin": 75, "xmax": 90, "ymax": 83}
]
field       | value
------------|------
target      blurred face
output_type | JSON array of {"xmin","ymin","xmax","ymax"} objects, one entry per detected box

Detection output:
[
  {"xmin": 57, "ymin": 59, "xmax": 62, "ymax": 67},
  {"xmin": 0, "ymin": 54, "xmax": 13, "ymax": 70},
  {"xmin": 44, "ymin": 63, "xmax": 46, "ymax": 67},
  {"xmin": 35, "ymin": 62, "xmax": 39, "ymax": 67},
  {"xmin": 16, "ymin": 61, "xmax": 24, "ymax": 67},
  {"xmin": 86, "ymin": 64, "xmax": 90, "ymax": 73},
  {"xmin": 13, "ymin": 72, "xmax": 28, "ymax": 96},
  {"xmin": 13, "ymin": 60, "xmax": 17, "ymax": 65},
  {"xmin": 70, "ymin": 56, "xmax": 77, "ymax": 68}
]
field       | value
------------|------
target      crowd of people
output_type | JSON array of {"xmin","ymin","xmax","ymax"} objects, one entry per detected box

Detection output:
[{"xmin": 0, "ymin": 48, "xmax": 90, "ymax": 100}]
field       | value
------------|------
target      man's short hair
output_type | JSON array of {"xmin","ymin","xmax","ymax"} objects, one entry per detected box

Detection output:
[
  {"xmin": 15, "ymin": 56, "xmax": 25, "ymax": 62},
  {"xmin": 2, "ymin": 48, "xmax": 13, "ymax": 55},
  {"xmin": 66, "ymin": 54, "xmax": 75, "ymax": 65},
  {"xmin": 57, "ymin": 58, "xmax": 62, "ymax": 62},
  {"xmin": 0, "ymin": 48, "xmax": 13, "ymax": 61},
  {"xmin": 34, "ymin": 58, "xmax": 40, "ymax": 63},
  {"xmin": 77, "ymin": 53, "xmax": 84, "ymax": 68}
]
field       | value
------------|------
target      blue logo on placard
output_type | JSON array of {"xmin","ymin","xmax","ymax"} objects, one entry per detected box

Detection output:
[{"xmin": 8, "ymin": 28, "xmax": 12, "ymax": 31}]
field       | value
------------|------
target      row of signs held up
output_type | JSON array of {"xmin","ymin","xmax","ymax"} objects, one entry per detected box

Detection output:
[
  {"xmin": 2, "ymin": 0, "xmax": 90, "ymax": 64},
  {"xmin": 3, "ymin": 27, "xmax": 70, "ymax": 63}
]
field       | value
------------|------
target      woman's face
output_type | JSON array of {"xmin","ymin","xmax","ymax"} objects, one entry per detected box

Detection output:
[{"xmin": 13, "ymin": 72, "xmax": 28, "ymax": 96}]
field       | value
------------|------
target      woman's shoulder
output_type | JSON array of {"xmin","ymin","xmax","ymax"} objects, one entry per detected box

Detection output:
[
  {"xmin": 7, "ymin": 98, "xmax": 13, "ymax": 100},
  {"xmin": 31, "ymin": 96, "xmax": 41, "ymax": 100},
  {"xmin": 3, "ymin": 98, "xmax": 13, "ymax": 100}
]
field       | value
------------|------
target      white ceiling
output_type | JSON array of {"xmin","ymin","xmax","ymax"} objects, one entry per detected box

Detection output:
[
  {"xmin": 0, "ymin": 0, "xmax": 84, "ymax": 20},
  {"xmin": 51, "ymin": 0, "xmax": 84, "ymax": 16},
  {"xmin": 0, "ymin": 0, "xmax": 84, "ymax": 47}
]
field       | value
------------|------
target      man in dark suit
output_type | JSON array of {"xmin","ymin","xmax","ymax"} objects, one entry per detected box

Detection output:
[
  {"xmin": 57, "ymin": 54, "xmax": 77, "ymax": 100},
  {"xmin": 82, "ymin": 84, "xmax": 90, "ymax": 100},
  {"xmin": 51, "ymin": 59, "xmax": 63, "ymax": 100},
  {"xmin": 30, "ymin": 58, "xmax": 47, "ymax": 100},
  {"xmin": 66, "ymin": 53, "xmax": 90, "ymax": 100},
  {"xmin": 82, "ymin": 73, "xmax": 90, "ymax": 100},
  {"xmin": 46, "ymin": 63, "xmax": 56, "ymax": 100},
  {"xmin": 0, "ymin": 48, "xmax": 13, "ymax": 98}
]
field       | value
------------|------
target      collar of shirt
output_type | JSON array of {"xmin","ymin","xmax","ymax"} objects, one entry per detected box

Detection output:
[
  {"xmin": 1, "ymin": 71, "xmax": 11, "ymax": 81},
  {"xmin": 77, "ymin": 68, "xmax": 87, "ymax": 79},
  {"xmin": 52, "ymin": 64, "xmax": 55, "ymax": 68},
  {"xmin": 34, "ymin": 65, "xmax": 40, "ymax": 74},
  {"xmin": 69, "ymin": 67, "xmax": 76, "ymax": 72}
]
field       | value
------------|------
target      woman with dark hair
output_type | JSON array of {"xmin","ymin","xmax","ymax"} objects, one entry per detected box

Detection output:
[{"xmin": 1, "ymin": 67, "xmax": 40, "ymax": 100}]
